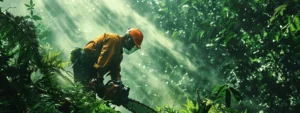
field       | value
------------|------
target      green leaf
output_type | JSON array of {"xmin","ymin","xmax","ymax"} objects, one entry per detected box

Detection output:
[
  {"xmin": 274, "ymin": 4, "xmax": 287, "ymax": 15},
  {"xmin": 197, "ymin": 30, "xmax": 205, "ymax": 42},
  {"xmin": 214, "ymin": 85, "xmax": 226, "ymax": 98},
  {"xmin": 223, "ymin": 7, "xmax": 229, "ymax": 12},
  {"xmin": 189, "ymin": 30, "xmax": 197, "ymax": 42},
  {"xmin": 172, "ymin": 31, "xmax": 179, "ymax": 38},
  {"xmin": 24, "ymin": 15, "xmax": 31, "ymax": 19},
  {"xmin": 199, "ymin": 31, "xmax": 205, "ymax": 39},
  {"xmin": 289, "ymin": 16, "xmax": 297, "ymax": 32},
  {"xmin": 183, "ymin": 97, "xmax": 197, "ymax": 113},
  {"xmin": 159, "ymin": 8, "xmax": 168, "ymax": 12},
  {"xmin": 224, "ymin": 36, "xmax": 233, "ymax": 46},
  {"xmin": 179, "ymin": 0, "xmax": 189, "ymax": 7},
  {"xmin": 263, "ymin": 31, "xmax": 268, "ymax": 37},
  {"xmin": 280, "ymin": 9, "xmax": 284, "ymax": 16},
  {"xmin": 59, "ymin": 62, "xmax": 69, "ymax": 68},
  {"xmin": 225, "ymin": 89, "xmax": 231, "ymax": 108},
  {"xmin": 200, "ymin": 99, "xmax": 213, "ymax": 113},
  {"xmin": 229, "ymin": 87, "xmax": 242, "ymax": 102},
  {"xmin": 31, "ymin": 10, "xmax": 33, "ymax": 16},
  {"xmin": 230, "ymin": 12, "xmax": 235, "ymax": 18},
  {"xmin": 30, "ymin": 0, "xmax": 33, "ymax": 5},
  {"xmin": 212, "ymin": 85, "xmax": 223, "ymax": 93},
  {"xmin": 280, "ymin": 5, "xmax": 286, "ymax": 16},
  {"xmin": 220, "ymin": 29, "xmax": 226, "ymax": 34},
  {"xmin": 270, "ymin": 16, "xmax": 276, "ymax": 23},
  {"xmin": 32, "ymin": 15, "xmax": 42, "ymax": 21},
  {"xmin": 27, "ymin": 8, "xmax": 34, "ymax": 10},
  {"xmin": 203, "ymin": 104, "xmax": 212, "ymax": 113},
  {"xmin": 25, "ymin": 4, "xmax": 30, "ymax": 7},
  {"xmin": 290, "ymin": 22, "xmax": 297, "ymax": 31},
  {"xmin": 251, "ymin": 58, "xmax": 261, "ymax": 63},
  {"xmin": 270, "ymin": 4, "xmax": 287, "ymax": 23},
  {"xmin": 275, "ymin": 32, "xmax": 280, "ymax": 42}
]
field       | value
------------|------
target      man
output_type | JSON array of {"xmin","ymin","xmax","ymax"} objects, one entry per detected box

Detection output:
[{"xmin": 71, "ymin": 28, "xmax": 143, "ymax": 98}]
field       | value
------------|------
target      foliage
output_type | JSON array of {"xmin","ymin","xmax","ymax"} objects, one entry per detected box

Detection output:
[
  {"xmin": 0, "ymin": 3, "xmax": 117, "ymax": 113},
  {"xmin": 156, "ymin": 85, "xmax": 243, "ymax": 113},
  {"xmin": 156, "ymin": 106, "xmax": 179, "ymax": 113},
  {"xmin": 24, "ymin": 0, "xmax": 42, "ymax": 21},
  {"xmin": 130, "ymin": 0, "xmax": 300, "ymax": 112},
  {"xmin": 2, "ymin": 0, "xmax": 299, "ymax": 112},
  {"xmin": 212, "ymin": 84, "xmax": 242, "ymax": 108}
]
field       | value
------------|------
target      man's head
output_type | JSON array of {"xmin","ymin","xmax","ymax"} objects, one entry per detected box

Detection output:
[{"xmin": 123, "ymin": 28, "xmax": 143, "ymax": 55}]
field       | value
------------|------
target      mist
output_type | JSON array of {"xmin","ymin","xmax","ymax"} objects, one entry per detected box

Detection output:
[{"xmin": 1, "ymin": 0, "xmax": 223, "ymax": 112}]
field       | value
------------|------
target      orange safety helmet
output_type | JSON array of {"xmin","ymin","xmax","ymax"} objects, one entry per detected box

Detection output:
[{"xmin": 127, "ymin": 28, "xmax": 143, "ymax": 49}]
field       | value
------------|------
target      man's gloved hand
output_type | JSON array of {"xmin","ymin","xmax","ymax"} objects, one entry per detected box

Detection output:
[
  {"xmin": 114, "ymin": 80, "xmax": 122, "ymax": 85},
  {"xmin": 108, "ymin": 80, "xmax": 129, "ymax": 106},
  {"xmin": 93, "ymin": 63, "xmax": 100, "ymax": 69}
]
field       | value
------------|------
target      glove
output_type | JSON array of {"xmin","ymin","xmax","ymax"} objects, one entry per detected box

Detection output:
[
  {"xmin": 94, "ymin": 63, "xmax": 100, "ymax": 69},
  {"xmin": 106, "ymin": 80, "xmax": 123, "ymax": 86},
  {"xmin": 115, "ymin": 80, "xmax": 122, "ymax": 85}
]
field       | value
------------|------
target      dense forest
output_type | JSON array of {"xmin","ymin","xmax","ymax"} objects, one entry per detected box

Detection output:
[{"xmin": 1, "ymin": 0, "xmax": 299, "ymax": 113}]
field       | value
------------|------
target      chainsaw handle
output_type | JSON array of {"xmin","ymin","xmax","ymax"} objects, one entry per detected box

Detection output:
[
  {"xmin": 105, "ymin": 80, "xmax": 123, "ymax": 86},
  {"xmin": 103, "ymin": 80, "xmax": 130, "ymax": 106}
]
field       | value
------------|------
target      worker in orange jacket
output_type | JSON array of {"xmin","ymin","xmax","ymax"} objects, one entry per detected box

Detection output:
[{"xmin": 71, "ymin": 28, "xmax": 143, "ymax": 97}]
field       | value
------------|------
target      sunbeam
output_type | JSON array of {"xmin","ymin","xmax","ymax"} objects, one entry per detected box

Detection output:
[{"xmin": 1, "ymin": 0, "xmax": 222, "ymax": 112}]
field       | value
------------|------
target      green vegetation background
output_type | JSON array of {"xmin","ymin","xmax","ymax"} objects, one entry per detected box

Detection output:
[{"xmin": 0, "ymin": 0, "xmax": 299, "ymax": 113}]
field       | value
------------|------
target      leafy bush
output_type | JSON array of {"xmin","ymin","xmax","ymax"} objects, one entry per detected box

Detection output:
[{"xmin": 0, "ymin": 1, "xmax": 117, "ymax": 112}]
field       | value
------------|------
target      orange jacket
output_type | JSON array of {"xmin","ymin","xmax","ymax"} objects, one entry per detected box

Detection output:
[{"xmin": 83, "ymin": 33, "xmax": 123, "ymax": 80}]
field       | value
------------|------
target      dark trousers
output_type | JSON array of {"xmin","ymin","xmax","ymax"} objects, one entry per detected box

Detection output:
[
  {"xmin": 72, "ymin": 50, "xmax": 106, "ymax": 97},
  {"xmin": 73, "ymin": 51, "xmax": 97, "ymax": 85}
]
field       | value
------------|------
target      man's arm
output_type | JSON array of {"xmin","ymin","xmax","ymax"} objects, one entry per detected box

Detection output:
[
  {"xmin": 94, "ymin": 37, "xmax": 118, "ymax": 78},
  {"xmin": 83, "ymin": 34, "xmax": 105, "ymax": 57},
  {"xmin": 109, "ymin": 55, "xmax": 123, "ymax": 80}
]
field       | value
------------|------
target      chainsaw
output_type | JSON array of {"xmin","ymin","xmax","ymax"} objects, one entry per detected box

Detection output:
[{"xmin": 99, "ymin": 80, "xmax": 157, "ymax": 113}]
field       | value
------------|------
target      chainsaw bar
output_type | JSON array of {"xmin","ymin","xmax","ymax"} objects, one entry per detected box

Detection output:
[{"xmin": 122, "ymin": 98, "xmax": 157, "ymax": 113}]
